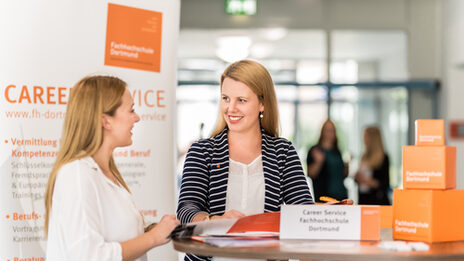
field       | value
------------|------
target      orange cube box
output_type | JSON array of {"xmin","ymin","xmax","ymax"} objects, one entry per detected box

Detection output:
[
  {"xmin": 403, "ymin": 146, "xmax": 456, "ymax": 189},
  {"xmin": 393, "ymin": 189, "xmax": 464, "ymax": 242},
  {"xmin": 415, "ymin": 119, "xmax": 445, "ymax": 146}
]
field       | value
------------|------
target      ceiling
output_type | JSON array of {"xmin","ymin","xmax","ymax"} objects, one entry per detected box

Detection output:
[{"xmin": 178, "ymin": 29, "xmax": 407, "ymax": 62}]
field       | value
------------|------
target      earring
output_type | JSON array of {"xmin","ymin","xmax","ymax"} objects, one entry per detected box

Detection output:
[{"xmin": 259, "ymin": 111, "xmax": 263, "ymax": 119}]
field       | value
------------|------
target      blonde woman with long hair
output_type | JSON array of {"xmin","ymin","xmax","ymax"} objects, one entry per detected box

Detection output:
[
  {"xmin": 177, "ymin": 60, "xmax": 315, "ymax": 261},
  {"xmin": 44, "ymin": 76, "xmax": 178, "ymax": 261},
  {"xmin": 355, "ymin": 126, "xmax": 390, "ymax": 205}
]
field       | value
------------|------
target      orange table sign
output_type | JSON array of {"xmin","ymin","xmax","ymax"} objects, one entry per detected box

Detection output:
[
  {"xmin": 280, "ymin": 205, "xmax": 380, "ymax": 241},
  {"xmin": 380, "ymin": 205, "xmax": 393, "ymax": 228}
]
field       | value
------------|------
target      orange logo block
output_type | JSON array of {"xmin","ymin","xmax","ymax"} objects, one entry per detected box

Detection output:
[
  {"xmin": 415, "ymin": 119, "xmax": 444, "ymax": 146},
  {"xmin": 402, "ymin": 146, "xmax": 456, "ymax": 189},
  {"xmin": 105, "ymin": 3, "xmax": 162, "ymax": 72},
  {"xmin": 393, "ymin": 189, "xmax": 464, "ymax": 242}
]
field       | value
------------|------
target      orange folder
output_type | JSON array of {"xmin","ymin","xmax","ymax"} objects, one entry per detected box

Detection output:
[
  {"xmin": 415, "ymin": 119, "xmax": 445, "ymax": 146},
  {"xmin": 227, "ymin": 212, "xmax": 280, "ymax": 234},
  {"xmin": 402, "ymin": 145, "xmax": 456, "ymax": 189},
  {"xmin": 393, "ymin": 189, "xmax": 464, "ymax": 242}
]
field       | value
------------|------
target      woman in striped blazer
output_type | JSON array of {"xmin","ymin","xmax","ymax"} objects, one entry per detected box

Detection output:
[{"xmin": 177, "ymin": 60, "xmax": 314, "ymax": 261}]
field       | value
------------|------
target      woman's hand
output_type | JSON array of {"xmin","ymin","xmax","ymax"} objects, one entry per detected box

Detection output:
[
  {"xmin": 148, "ymin": 215, "xmax": 179, "ymax": 247},
  {"xmin": 312, "ymin": 148, "xmax": 325, "ymax": 163},
  {"xmin": 307, "ymin": 148, "xmax": 326, "ymax": 178},
  {"xmin": 354, "ymin": 171, "xmax": 363, "ymax": 183},
  {"xmin": 355, "ymin": 172, "xmax": 379, "ymax": 188},
  {"xmin": 339, "ymin": 199, "xmax": 354, "ymax": 205},
  {"xmin": 211, "ymin": 209, "xmax": 245, "ymax": 220}
]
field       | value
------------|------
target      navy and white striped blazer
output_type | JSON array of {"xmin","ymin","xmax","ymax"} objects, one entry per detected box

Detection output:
[{"xmin": 177, "ymin": 128, "xmax": 314, "ymax": 224}]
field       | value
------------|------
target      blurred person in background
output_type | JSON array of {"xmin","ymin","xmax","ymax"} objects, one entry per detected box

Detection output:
[
  {"xmin": 355, "ymin": 126, "xmax": 390, "ymax": 205},
  {"xmin": 307, "ymin": 120, "xmax": 348, "ymax": 202}
]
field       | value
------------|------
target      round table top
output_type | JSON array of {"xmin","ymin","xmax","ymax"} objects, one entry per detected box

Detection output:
[{"xmin": 172, "ymin": 229, "xmax": 464, "ymax": 261}]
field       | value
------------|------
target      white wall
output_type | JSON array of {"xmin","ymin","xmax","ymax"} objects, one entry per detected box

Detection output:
[{"xmin": 442, "ymin": 0, "xmax": 464, "ymax": 188}]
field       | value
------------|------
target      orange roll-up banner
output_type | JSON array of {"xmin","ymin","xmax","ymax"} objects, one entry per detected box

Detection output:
[{"xmin": 0, "ymin": 1, "xmax": 180, "ymax": 260}]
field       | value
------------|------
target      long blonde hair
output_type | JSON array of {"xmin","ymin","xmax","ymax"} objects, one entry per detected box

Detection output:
[
  {"xmin": 361, "ymin": 126, "xmax": 385, "ymax": 169},
  {"xmin": 44, "ymin": 75, "xmax": 131, "ymax": 236},
  {"xmin": 210, "ymin": 60, "xmax": 279, "ymax": 137}
]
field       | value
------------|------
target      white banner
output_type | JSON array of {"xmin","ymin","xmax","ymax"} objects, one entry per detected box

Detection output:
[{"xmin": 0, "ymin": 1, "xmax": 179, "ymax": 260}]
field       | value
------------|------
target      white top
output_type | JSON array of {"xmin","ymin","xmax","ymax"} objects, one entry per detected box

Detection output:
[
  {"xmin": 358, "ymin": 163, "xmax": 373, "ymax": 193},
  {"xmin": 216, "ymin": 155, "xmax": 265, "ymax": 261},
  {"xmin": 225, "ymin": 155, "xmax": 265, "ymax": 215},
  {"xmin": 46, "ymin": 157, "xmax": 147, "ymax": 261}
]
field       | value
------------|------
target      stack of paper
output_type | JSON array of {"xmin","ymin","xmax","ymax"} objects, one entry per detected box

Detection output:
[{"xmin": 170, "ymin": 212, "xmax": 280, "ymax": 247}]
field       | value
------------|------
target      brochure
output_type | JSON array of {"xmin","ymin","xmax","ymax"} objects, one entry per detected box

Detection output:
[{"xmin": 170, "ymin": 212, "xmax": 280, "ymax": 239}]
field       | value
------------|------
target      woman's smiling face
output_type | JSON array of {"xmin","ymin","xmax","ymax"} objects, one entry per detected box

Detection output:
[
  {"xmin": 106, "ymin": 89, "xmax": 140, "ymax": 148},
  {"xmin": 221, "ymin": 77, "xmax": 264, "ymax": 134}
]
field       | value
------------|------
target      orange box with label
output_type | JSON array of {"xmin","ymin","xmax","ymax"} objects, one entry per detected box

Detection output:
[
  {"xmin": 403, "ymin": 146, "xmax": 456, "ymax": 189},
  {"xmin": 393, "ymin": 189, "xmax": 464, "ymax": 242},
  {"xmin": 415, "ymin": 119, "xmax": 445, "ymax": 146}
]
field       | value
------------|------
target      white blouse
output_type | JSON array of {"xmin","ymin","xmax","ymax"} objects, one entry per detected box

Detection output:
[
  {"xmin": 225, "ymin": 155, "xmax": 265, "ymax": 216},
  {"xmin": 46, "ymin": 157, "xmax": 146, "ymax": 261},
  {"xmin": 215, "ymin": 155, "xmax": 266, "ymax": 261}
]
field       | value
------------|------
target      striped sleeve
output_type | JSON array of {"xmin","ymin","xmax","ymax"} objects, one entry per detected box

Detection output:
[
  {"xmin": 281, "ymin": 142, "xmax": 314, "ymax": 205},
  {"xmin": 177, "ymin": 141, "xmax": 211, "ymax": 223},
  {"xmin": 184, "ymin": 253, "xmax": 210, "ymax": 261}
]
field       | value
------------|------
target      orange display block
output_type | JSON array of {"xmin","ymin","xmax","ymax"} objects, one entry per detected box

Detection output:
[
  {"xmin": 393, "ymin": 189, "xmax": 464, "ymax": 242},
  {"xmin": 415, "ymin": 119, "xmax": 445, "ymax": 146},
  {"xmin": 403, "ymin": 146, "xmax": 456, "ymax": 189}
]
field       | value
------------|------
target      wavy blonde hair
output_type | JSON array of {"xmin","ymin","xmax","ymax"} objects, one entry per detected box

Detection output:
[
  {"xmin": 210, "ymin": 60, "xmax": 279, "ymax": 137},
  {"xmin": 44, "ymin": 75, "xmax": 131, "ymax": 237},
  {"xmin": 361, "ymin": 126, "xmax": 385, "ymax": 169}
]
